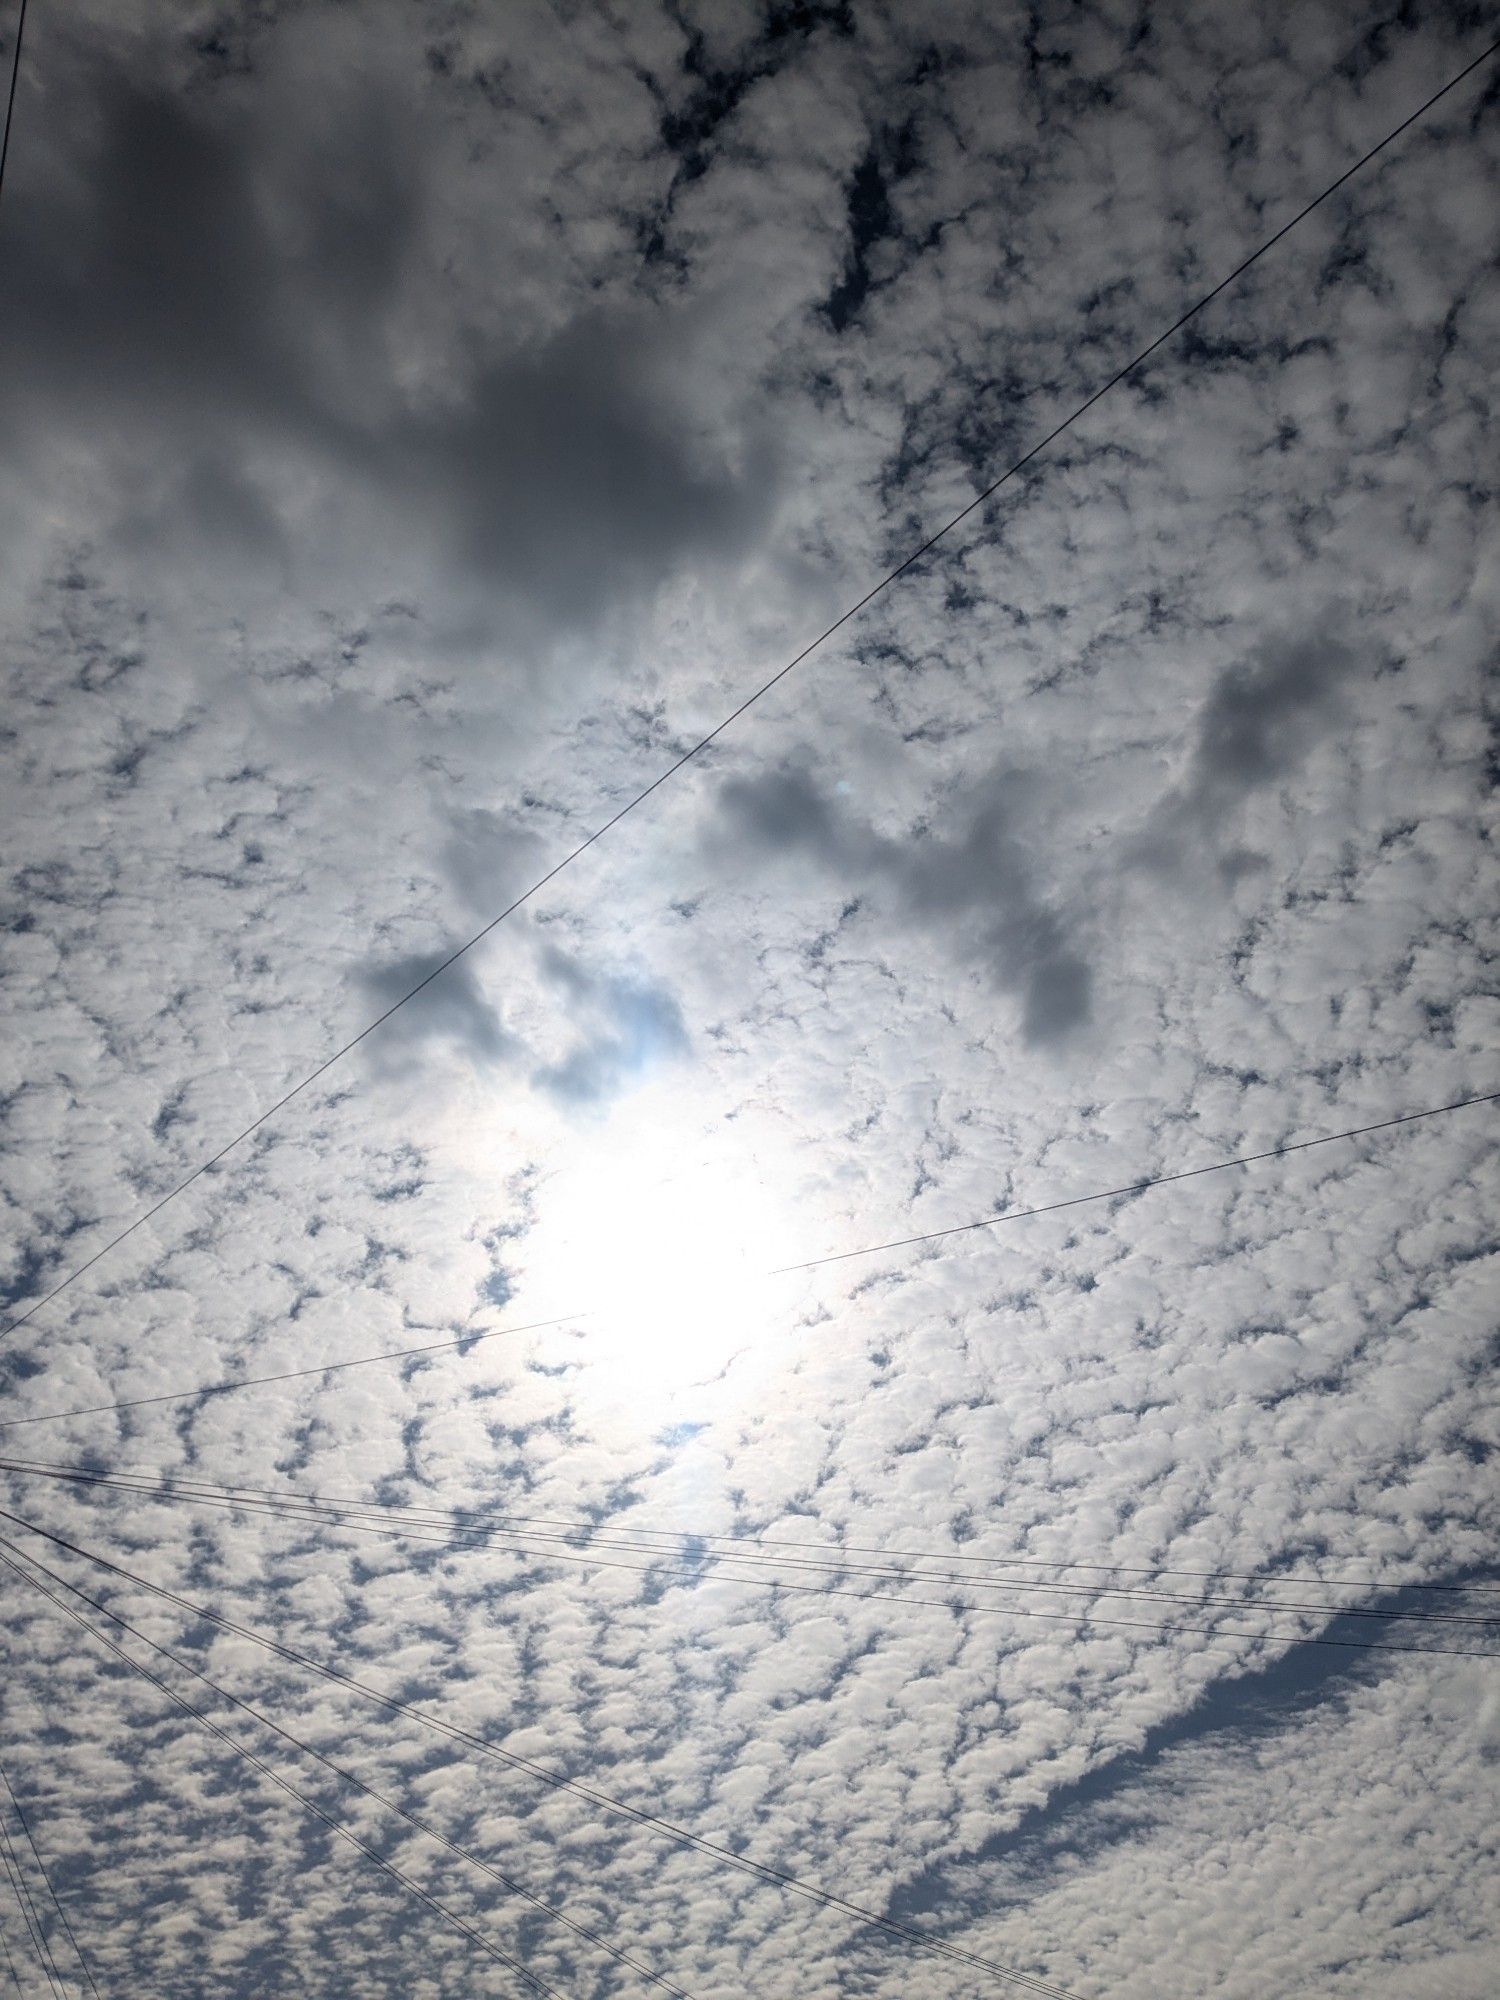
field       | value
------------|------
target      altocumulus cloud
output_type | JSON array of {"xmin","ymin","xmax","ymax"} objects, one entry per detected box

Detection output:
[
  {"xmin": 0, "ymin": 3, "xmax": 1496, "ymax": 1997},
  {"xmin": 710, "ymin": 755, "xmax": 1093, "ymax": 1044}
]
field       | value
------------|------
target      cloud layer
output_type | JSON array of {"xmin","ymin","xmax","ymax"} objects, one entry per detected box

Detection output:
[{"xmin": 1, "ymin": 2, "xmax": 1496, "ymax": 1996}]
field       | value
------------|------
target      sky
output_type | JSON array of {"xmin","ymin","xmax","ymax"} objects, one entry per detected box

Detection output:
[{"xmin": 0, "ymin": 1, "xmax": 1497, "ymax": 1995}]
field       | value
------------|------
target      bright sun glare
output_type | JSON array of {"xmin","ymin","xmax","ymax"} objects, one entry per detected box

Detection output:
[{"xmin": 520, "ymin": 1120, "xmax": 802, "ymax": 1415}]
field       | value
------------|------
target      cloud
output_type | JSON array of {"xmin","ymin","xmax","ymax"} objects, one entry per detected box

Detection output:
[
  {"xmin": 392, "ymin": 306, "xmax": 780, "ymax": 636},
  {"xmin": 710, "ymin": 756, "xmax": 1093, "ymax": 1042},
  {"xmin": 358, "ymin": 937, "xmax": 690, "ymax": 1111},
  {"xmin": 360, "ymin": 951, "xmax": 516, "ymax": 1068},
  {"xmin": 1, "ymin": 2, "xmax": 1496, "ymax": 1994},
  {"xmin": 530, "ymin": 947, "xmax": 690, "ymax": 1106},
  {"xmin": 0, "ymin": 11, "xmax": 782, "ymax": 658},
  {"xmin": 1136, "ymin": 622, "xmax": 1362, "ymax": 878}
]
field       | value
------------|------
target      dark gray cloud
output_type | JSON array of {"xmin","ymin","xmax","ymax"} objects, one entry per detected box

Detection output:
[
  {"xmin": 1190, "ymin": 627, "xmax": 1357, "ymax": 797},
  {"xmin": 1137, "ymin": 623, "xmax": 1361, "ymax": 877},
  {"xmin": 394, "ymin": 307, "xmax": 779, "ymax": 632},
  {"xmin": 0, "ymin": 17, "xmax": 781, "ymax": 651},
  {"xmin": 531, "ymin": 946, "xmax": 690, "ymax": 1105},
  {"xmin": 440, "ymin": 806, "xmax": 550, "ymax": 920},
  {"xmin": 712, "ymin": 757, "xmax": 1092, "ymax": 1043},
  {"xmin": 361, "ymin": 950, "xmax": 515, "ymax": 1067},
  {"xmin": 360, "ymin": 937, "xmax": 689, "ymax": 1108}
]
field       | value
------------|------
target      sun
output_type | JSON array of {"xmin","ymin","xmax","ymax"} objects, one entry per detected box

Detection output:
[{"xmin": 518, "ymin": 1112, "xmax": 804, "ymax": 1417}]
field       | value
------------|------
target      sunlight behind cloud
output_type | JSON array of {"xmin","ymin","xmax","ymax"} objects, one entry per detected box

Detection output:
[
  {"xmin": 4, "ymin": 8, "xmax": 1496, "ymax": 1993},
  {"xmin": 521, "ymin": 1111, "xmax": 806, "ymax": 1420}
]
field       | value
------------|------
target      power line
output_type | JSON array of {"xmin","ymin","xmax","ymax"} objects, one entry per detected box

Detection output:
[
  {"xmin": 774, "ymin": 1091, "xmax": 1500, "ymax": 1273},
  {"xmin": 4, "ymin": 38, "xmax": 1496, "ymax": 1350},
  {"xmin": 11, "ymin": 1446, "xmax": 1495, "ymax": 1596},
  {"xmin": 0, "ymin": 1837, "xmax": 60, "ymax": 2000},
  {"xmin": 8, "ymin": 1456, "xmax": 1496, "ymax": 1592},
  {"xmin": 1, "ymin": 1498, "xmax": 1493, "ymax": 1759},
  {"xmin": 6, "ymin": 1460, "xmax": 1497, "ymax": 1631},
  {"xmin": 0, "ymin": 1817, "xmax": 62, "ymax": 2000},
  {"xmin": 0, "ymin": 1537, "xmax": 693, "ymax": 2000},
  {"xmin": 0, "ymin": 1314, "xmax": 580, "ymax": 1430},
  {"xmin": 0, "ymin": 1542, "xmax": 572, "ymax": 2000},
  {"xmin": 0, "ymin": 1918, "xmax": 23, "ymax": 1999},
  {"xmin": 0, "ymin": 1766, "xmax": 97, "ymax": 2000},
  {"xmin": 126, "ymin": 1515, "xmax": 1500, "ymax": 1653},
  {"xmin": 0, "ymin": 1508, "xmax": 1089, "ymax": 1995},
  {"xmin": 0, "ymin": 0, "xmax": 28, "ymax": 219},
  {"xmin": 5, "ymin": 1456, "xmax": 1496, "ymax": 1592},
  {"xmin": 2, "ymin": 1086, "xmax": 1493, "ymax": 1430}
]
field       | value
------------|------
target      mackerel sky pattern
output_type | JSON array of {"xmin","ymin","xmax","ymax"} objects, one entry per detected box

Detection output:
[{"xmin": 0, "ymin": 3, "xmax": 1497, "ymax": 1995}]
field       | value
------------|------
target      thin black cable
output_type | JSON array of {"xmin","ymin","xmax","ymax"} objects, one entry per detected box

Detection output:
[
  {"xmin": 4, "ymin": 38, "xmax": 1496, "ymax": 1349},
  {"xmin": 3, "ymin": 1530, "xmax": 1080, "ymax": 2000},
  {"xmin": 0, "ymin": 0, "xmax": 28, "ymax": 219},
  {"xmin": 118, "ymin": 1501, "xmax": 1500, "ymax": 1648},
  {"xmin": 0, "ymin": 1537, "xmax": 692, "ymax": 2000},
  {"xmin": 0, "ymin": 1818, "xmax": 62, "ymax": 2000},
  {"xmin": 0, "ymin": 1510, "xmax": 1090, "ymax": 1996},
  {"xmin": 1, "ymin": 1499, "xmax": 1493, "ymax": 1736},
  {"xmin": 0, "ymin": 1916, "xmax": 22, "ymax": 1999},
  {"xmin": 0, "ymin": 1833, "xmax": 59, "ymax": 2000},
  {"xmin": 8, "ymin": 1462, "xmax": 1497, "ymax": 1629},
  {"xmin": 3, "ymin": 1087, "xmax": 1494, "ymax": 1430},
  {"xmin": 0, "ymin": 1846, "xmax": 49, "ymax": 2000},
  {"xmin": 0, "ymin": 1544, "xmax": 570, "ymax": 2000},
  {"xmin": 0, "ymin": 1765, "xmax": 98, "ymax": 2000},
  {"xmin": 9, "ymin": 1450, "xmax": 1495, "ymax": 1599},
  {"xmin": 0, "ymin": 1314, "xmax": 580, "ymax": 1430},
  {"xmin": 0, "ymin": 1822, "xmax": 64, "ymax": 2000},
  {"xmin": 775, "ymin": 1091, "xmax": 1500, "ymax": 1272}
]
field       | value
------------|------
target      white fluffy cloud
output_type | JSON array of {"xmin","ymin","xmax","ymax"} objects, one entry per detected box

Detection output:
[{"xmin": 1, "ymin": 2, "xmax": 1496, "ymax": 1995}]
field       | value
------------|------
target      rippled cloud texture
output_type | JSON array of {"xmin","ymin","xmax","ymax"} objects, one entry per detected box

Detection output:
[{"xmin": 1, "ymin": 2, "xmax": 1497, "ymax": 1995}]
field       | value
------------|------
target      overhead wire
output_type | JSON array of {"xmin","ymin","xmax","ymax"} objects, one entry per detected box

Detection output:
[
  {"xmin": 3, "ymin": 1526, "xmax": 1083, "ymax": 2000},
  {"xmin": 0, "ymin": 1764, "xmax": 97, "ymax": 2000},
  {"xmin": 1, "ymin": 1495, "xmax": 1494, "ymax": 1780},
  {"xmin": 773, "ymin": 1091, "xmax": 1500, "ymax": 1274},
  {"xmin": 0, "ymin": 1815, "xmax": 62, "ymax": 2000},
  {"xmin": 2, "ymin": 1087, "xmax": 1494, "ymax": 1433},
  {"xmin": 4, "ymin": 1459, "xmax": 1498, "ymax": 1633},
  {"xmin": 0, "ymin": 29, "xmax": 1493, "ymax": 2000},
  {"xmin": 0, "ymin": 1541, "xmax": 574, "ymax": 2000},
  {"xmin": 0, "ymin": 1918, "xmax": 22, "ymax": 1999},
  {"xmin": 8, "ymin": 1447, "xmax": 1498, "ymax": 1594},
  {"xmin": 0, "ymin": 1537, "xmax": 693, "ymax": 2000},
  {"xmin": 9, "ymin": 1446, "xmax": 1496, "ymax": 1597},
  {"xmin": 0, "ymin": 1839, "xmax": 59, "ymax": 2000},
  {"xmin": 0, "ymin": 1507, "xmax": 1093, "ymax": 1994},
  {"xmin": 0, "ymin": 0, "xmax": 27, "ymax": 219},
  {"xmin": 0, "ymin": 1314, "xmax": 581, "ymax": 1432},
  {"xmin": 4, "ymin": 38, "xmax": 1497, "ymax": 1350}
]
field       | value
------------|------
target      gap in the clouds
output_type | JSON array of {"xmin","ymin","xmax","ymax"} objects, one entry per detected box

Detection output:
[{"xmin": 884, "ymin": 1569, "xmax": 1497, "ymax": 1929}]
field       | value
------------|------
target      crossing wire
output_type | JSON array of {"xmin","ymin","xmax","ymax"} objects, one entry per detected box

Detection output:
[
  {"xmin": 0, "ymin": 1541, "xmax": 574, "ymax": 2000},
  {"xmin": 774, "ymin": 1091, "xmax": 1500, "ymax": 1274},
  {"xmin": 0, "ymin": 1764, "xmax": 98, "ymax": 2000},
  {"xmin": 0, "ymin": 1817, "xmax": 62, "ymax": 2000},
  {"xmin": 9, "ymin": 1446, "xmax": 1497, "ymax": 1597},
  {"xmin": 0, "ymin": 1535, "xmax": 694, "ymax": 2000},
  {"xmin": 6, "ymin": 1459, "xmax": 1498, "ymax": 1632},
  {"xmin": 2, "ymin": 1499, "xmax": 1495, "ymax": 1776},
  {"xmin": 3, "ymin": 37, "xmax": 1497, "ymax": 1350},
  {"xmin": 0, "ymin": 0, "xmax": 27, "ymax": 218},
  {"xmin": 0, "ymin": 1919, "xmax": 22, "ymax": 1999},
  {"xmin": 0, "ymin": 1508, "xmax": 1090, "ymax": 1996},
  {"xmin": 1, "ymin": 1086, "xmax": 1494, "ymax": 1432},
  {"xmin": 51, "ymin": 1454, "xmax": 1500, "ymax": 1598}
]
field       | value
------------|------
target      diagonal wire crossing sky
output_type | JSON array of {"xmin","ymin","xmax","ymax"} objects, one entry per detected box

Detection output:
[{"xmin": 4, "ymin": 35, "xmax": 1495, "ymax": 1350}]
